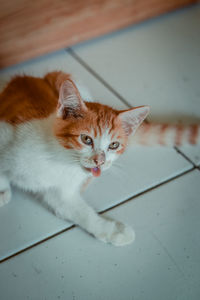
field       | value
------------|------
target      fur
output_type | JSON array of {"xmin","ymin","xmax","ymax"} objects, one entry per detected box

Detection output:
[
  {"xmin": 0, "ymin": 71, "xmax": 150, "ymax": 246},
  {"xmin": 0, "ymin": 71, "xmax": 198, "ymax": 246},
  {"xmin": 134, "ymin": 122, "xmax": 200, "ymax": 146}
]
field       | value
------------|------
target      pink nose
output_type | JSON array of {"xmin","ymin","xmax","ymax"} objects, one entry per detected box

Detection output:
[{"xmin": 93, "ymin": 152, "xmax": 105, "ymax": 166}]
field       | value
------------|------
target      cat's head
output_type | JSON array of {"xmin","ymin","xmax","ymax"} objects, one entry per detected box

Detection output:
[{"xmin": 55, "ymin": 80, "xmax": 149, "ymax": 177}]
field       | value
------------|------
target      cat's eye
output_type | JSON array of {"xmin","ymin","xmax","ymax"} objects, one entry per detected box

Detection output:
[
  {"xmin": 109, "ymin": 141, "xmax": 120, "ymax": 150},
  {"xmin": 81, "ymin": 134, "xmax": 93, "ymax": 146}
]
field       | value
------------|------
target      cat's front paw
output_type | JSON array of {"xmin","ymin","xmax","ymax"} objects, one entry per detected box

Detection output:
[
  {"xmin": 0, "ymin": 189, "xmax": 11, "ymax": 207},
  {"xmin": 96, "ymin": 219, "xmax": 135, "ymax": 247},
  {"xmin": 110, "ymin": 221, "xmax": 135, "ymax": 246}
]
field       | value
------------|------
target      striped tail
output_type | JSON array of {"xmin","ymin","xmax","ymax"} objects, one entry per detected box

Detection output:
[{"xmin": 134, "ymin": 122, "xmax": 200, "ymax": 146}]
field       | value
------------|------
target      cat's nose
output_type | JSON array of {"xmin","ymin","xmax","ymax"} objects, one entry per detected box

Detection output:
[{"xmin": 93, "ymin": 151, "xmax": 105, "ymax": 166}]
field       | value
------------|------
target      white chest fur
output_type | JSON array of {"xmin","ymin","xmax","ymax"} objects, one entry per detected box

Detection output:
[{"xmin": 0, "ymin": 116, "xmax": 88, "ymax": 194}]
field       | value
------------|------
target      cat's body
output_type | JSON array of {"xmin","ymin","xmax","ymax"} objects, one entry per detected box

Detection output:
[
  {"xmin": 0, "ymin": 71, "xmax": 199, "ymax": 246},
  {"xmin": 0, "ymin": 71, "xmax": 148, "ymax": 246},
  {"xmin": 0, "ymin": 74, "xmax": 86, "ymax": 192}
]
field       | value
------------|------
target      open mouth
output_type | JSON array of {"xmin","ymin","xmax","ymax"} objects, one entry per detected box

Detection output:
[
  {"xmin": 85, "ymin": 166, "xmax": 101, "ymax": 177},
  {"xmin": 91, "ymin": 166, "xmax": 101, "ymax": 177}
]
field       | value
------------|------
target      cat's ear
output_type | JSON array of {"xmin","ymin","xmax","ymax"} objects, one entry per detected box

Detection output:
[
  {"xmin": 57, "ymin": 79, "xmax": 87, "ymax": 119},
  {"xmin": 118, "ymin": 106, "xmax": 150, "ymax": 136}
]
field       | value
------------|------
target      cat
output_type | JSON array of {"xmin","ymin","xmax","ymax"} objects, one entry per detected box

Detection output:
[{"xmin": 0, "ymin": 71, "xmax": 199, "ymax": 246}]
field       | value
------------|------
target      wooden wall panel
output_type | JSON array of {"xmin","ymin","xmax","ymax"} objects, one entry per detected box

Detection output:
[{"xmin": 0, "ymin": 0, "xmax": 199, "ymax": 68}]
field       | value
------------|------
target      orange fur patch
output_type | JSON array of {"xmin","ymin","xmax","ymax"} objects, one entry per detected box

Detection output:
[
  {"xmin": 0, "ymin": 71, "xmax": 71, "ymax": 125},
  {"xmin": 54, "ymin": 102, "xmax": 128, "ymax": 150},
  {"xmin": 1, "ymin": 71, "xmax": 199, "ymax": 149},
  {"xmin": 175, "ymin": 124, "xmax": 184, "ymax": 146},
  {"xmin": 0, "ymin": 72, "xmax": 129, "ymax": 151},
  {"xmin": 139, "ymin": 123, "xmax": 151, "ymax": 145},
  {"xmin": 189, "ymin": 124, "xmax": 198, "ymax": 145},
  {"xmin": 159, "ymin": 124, "xmax": 169, "ymax": 145}
]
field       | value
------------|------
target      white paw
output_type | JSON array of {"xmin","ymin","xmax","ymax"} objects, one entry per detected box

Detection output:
[
  {"xmin": 96, "ymin": 219, "xmax": 135, "ymax": 247},
  {"xmin": 0, "ymin": 189, "xmax": 11, "ymax": 207},
  {"xmin": 110, "ymin": 222, "xmax": 135, "ymax": 246}
]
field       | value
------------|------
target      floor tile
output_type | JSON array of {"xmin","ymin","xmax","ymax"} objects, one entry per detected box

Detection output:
[
  {"xmin": 0, "ymin": 50, "xmax": 126, "ymax": 109},
  {"xmin": 0, "ymin": 50, "xmax": 126, "ymax": 261},
  {"xmin": 0, "ymin": 170, "xmax": 199, "ymax": 300},
  {"xmin": 72, "ymin": 5, "xmax": 200, "ymax": 165},
  {"xmin": 177, "ymin": 145, "xmax": 200, "ymax": 166},
  {"xmin": 84, "ymin": 145, "xmax": 191, "ymax": 212},
  {"xmin": 0, "ymin": 146, "xmax": 191, "ymax": 262},
  {"xmin": 0, "ymin": 44, "xmax": 193, "ymax": 262},
  {"xmin": 0, "ymin": 187, "xmax": 71, "ymax": 262}
]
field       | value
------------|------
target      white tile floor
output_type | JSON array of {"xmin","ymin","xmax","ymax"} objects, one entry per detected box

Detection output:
[{"xmin": 0, "ymin": 4, "xmax": 200, "ymax": 300}]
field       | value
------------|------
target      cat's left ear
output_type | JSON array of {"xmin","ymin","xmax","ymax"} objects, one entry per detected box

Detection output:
[
  {"xmin": 118, "ymin": 106, "xmax": 150, "ymax": 136},
  {"xmin": 57, "ymin": 79, "xmax": 88, "ymax": 119}
]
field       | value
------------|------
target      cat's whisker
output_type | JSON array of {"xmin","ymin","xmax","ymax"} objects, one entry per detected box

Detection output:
[
  {"xmin": 109, "ymin": 169, "xmax": 124, "ymax": 182},
  {"xmin": 111, "ymin": 163, "xmax": 127, "ymax": 178},
  {"xmin": 68, "ymin": 160, "xmax": 80, "ymax": 165},
  {"xmin": 4, "ymin": 69, "xmax": 198, "ymax": 248},
  {"xmin": 112, "ymin": 161, "xmax": 121, "ymax": 168},
  {"xmin": 112, "ymin": 161, "xmax": 124, "ymax": 170}
]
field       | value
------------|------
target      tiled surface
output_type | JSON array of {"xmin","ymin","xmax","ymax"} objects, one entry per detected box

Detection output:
[
  {"xmin": 84, "ymin": 146, "xmax": 191, "ymax": 212},
  {"xmin": 177, "ymin": 145, "xmax": 200, "ymax": 166},
  {"xmin": 0, "ymin": 5, "xmax": 200, "ymax": 300},
  {"xmin": 0, "ymin": 50, "xmax": 127, "ymax": 109},
  {"xmin": 0, "ymin": 144, "xmax": 191, "ymax": 261},
  {"xmin": 0, "ymin": 170, "xmax": 200, "ymax": 300},
  {"xmin": 0, "ymin": 187, "xmax": 71, "ymax": 261},
  {"xmin": 71, "ymin": 5, "xmax": 200, "ymax": 165},
  {"xmin": 0, "ymin": 48, "xmax": 192, "ymax": 261},
  {"xmin": 0, "ymin": 50, "xmax": 126, "ymax": 260}
]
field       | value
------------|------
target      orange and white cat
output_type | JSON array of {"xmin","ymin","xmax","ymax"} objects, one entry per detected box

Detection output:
[{"xmin": 0, "ymin": 71, "xmax": 199, "ymax": 246}]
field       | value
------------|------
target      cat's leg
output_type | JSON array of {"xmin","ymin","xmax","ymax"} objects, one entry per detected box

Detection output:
[
  {"xmin": 0, "ymin": 173, "xmax": 11, "ymax": 207},
  {"xmin": 43, "ymin": 189, "xmax": 135, "ymax": 246}
]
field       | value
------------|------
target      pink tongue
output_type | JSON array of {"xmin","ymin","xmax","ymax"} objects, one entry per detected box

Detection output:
[{"xmin": 91, "ymin": 167, "xmax": 101, "ymax": 177}]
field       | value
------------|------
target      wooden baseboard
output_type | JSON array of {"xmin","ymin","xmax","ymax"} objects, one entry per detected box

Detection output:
[{"xmin": 0, "ymin": 0, "xmax": 199, "ymax": 68}]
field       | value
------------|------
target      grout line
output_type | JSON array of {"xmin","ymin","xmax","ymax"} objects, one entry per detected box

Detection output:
[
  {"xmin": 0, "ymin": 225, "xmax": 75, "ymax": 264},
  {"xmin": 174, "ymin": 146, "xmax": 197, "ymax": 167},
  {"xmin": 67, "ymin": 48, "xmax": 132, "ymax": 108},
  {"xmin": 1, "ymin": 48, "xmax": 197, "ymax": 264},
  {"xmin": 67, "ymin": 48, "xmax": 196, "ymax": 166},
  {"xmin": 100, "ymin": 166, "xmax": 195, "ymax": 214},
  {"xmin": 0, "ymin": 166, "xmax": 195, "ymax": 264}
]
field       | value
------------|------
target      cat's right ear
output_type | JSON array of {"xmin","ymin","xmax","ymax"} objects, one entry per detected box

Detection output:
[
  {"xmin": 57, "ymin": 80, "xmax": 87, "ymax": 119},
  {"xmin": 118, "ymin": 105, "xmax": 150, "ymax": 136}
]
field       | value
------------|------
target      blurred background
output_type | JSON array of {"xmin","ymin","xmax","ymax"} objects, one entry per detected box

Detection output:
[{"xmin": 0, "ymin": 0, "xmax": 199, "ymax": 69}]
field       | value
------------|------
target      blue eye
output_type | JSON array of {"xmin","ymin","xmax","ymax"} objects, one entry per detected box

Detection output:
[
  {"xmin": 81, "ymin": 134, "xmax": 93, "ymax": 146},
  {"xmin": 109, "ymin": 141, "xmax": 120, "ymax": 150}
]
